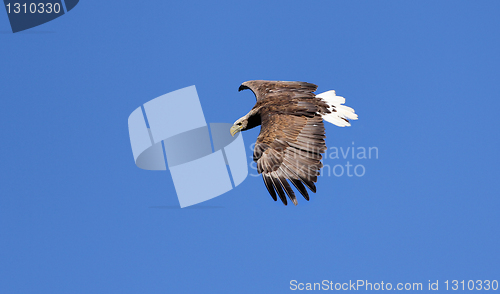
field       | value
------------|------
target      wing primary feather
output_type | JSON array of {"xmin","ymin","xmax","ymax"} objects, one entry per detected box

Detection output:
[
  {"xmin": 308, "ymin": 181, "xmax": 317, "ymax": 193},
  {"xmin": 280, "ymin": 165, "xmax": 308, "ymax": 200},
  {"xmin": 270, "ymin": 173, "xmax": 287, "ymax": 205},
  {"xmin": 262, "ymin": 175, "xmax": 277, "ymax": 201},
  {"xmin": 280, "ymin": 165, "xmax": 310, "ymax": 201},
  {"xmin": 277, "ymin": 173, "xmax": 297, "ymax": 205},
  {"xmin": 291, "ymin": 179, "xmax": 309, "ymax": 200}
]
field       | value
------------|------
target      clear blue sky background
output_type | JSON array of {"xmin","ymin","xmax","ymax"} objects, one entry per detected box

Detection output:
[{"xmin": 1, "ymin": 1, "xmax": 499, "ymax": 293}]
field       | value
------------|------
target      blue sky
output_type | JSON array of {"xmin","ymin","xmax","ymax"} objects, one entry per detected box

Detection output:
[{"xmin": 1, "ymin": 1, "xmax": 499, "ymax": 293}]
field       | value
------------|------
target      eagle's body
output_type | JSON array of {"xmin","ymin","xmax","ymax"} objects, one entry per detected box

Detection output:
[{"xmin": 231, "ymin": 80, "xmax": 358, "ymax": 205}]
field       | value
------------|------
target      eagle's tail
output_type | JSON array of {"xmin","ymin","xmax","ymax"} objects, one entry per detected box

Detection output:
[{"xmin": 316, "ymin": 90, "xmax": 358, "ymax": 127}]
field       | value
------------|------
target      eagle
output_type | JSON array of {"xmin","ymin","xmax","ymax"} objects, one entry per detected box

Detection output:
[{"xmin": 230, "ymin": 80, "xmax": 358, "ymax": 205}]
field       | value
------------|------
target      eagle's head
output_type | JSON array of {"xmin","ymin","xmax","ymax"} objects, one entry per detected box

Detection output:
[
  {"xmin": 230, "ymin": 109, "xmax": 261, "ymax": 136},
  {"xmin": 230, "ymin": 116, "xmax": 248, "ymax": 136}
]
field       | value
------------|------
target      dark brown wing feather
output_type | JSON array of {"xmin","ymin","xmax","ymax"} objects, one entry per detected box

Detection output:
[{"xmin": 244, "ymin": 81, "xmax": 328, "ymax": 205}]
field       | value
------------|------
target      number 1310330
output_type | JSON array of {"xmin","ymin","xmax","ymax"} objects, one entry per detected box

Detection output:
[
  {"xmin": 445, "ymin": 280, "xmax": 498, "ymax": 291},
  {"xmin": 5, "ymin": 3, "xmax": 62, "ymax": 14}
]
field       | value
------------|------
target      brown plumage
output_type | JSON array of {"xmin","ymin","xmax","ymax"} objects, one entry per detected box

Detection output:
[{"xmin": 231, "ymin": 80, "xmax": 357, "ymax": 205}]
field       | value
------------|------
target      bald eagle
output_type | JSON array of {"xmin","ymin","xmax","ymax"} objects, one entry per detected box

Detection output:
[{"xmin": 230, "ymin": 80, "xmax": 358, "ymax": 205}]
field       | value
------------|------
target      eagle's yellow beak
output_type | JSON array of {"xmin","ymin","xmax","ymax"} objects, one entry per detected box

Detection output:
[{"xmin": 230, "ymin": 125, "xmax": 242, "ymax": 137}]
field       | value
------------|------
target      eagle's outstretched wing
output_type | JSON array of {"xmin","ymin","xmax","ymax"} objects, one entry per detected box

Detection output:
[
  {"xmin": 252, "ymin": 82, "xmax": 328, "ymax": 205},
  {"xmin": 255, "ymin": 114, "xmax": 326, "ymax": 205}
]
